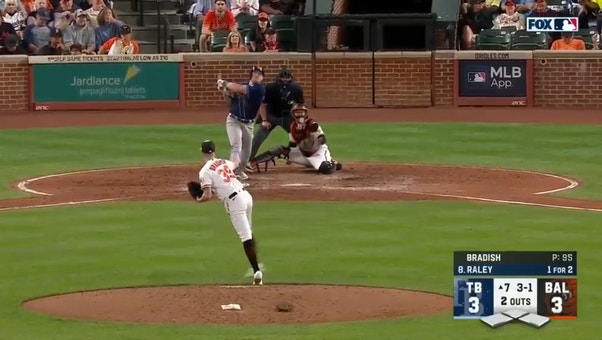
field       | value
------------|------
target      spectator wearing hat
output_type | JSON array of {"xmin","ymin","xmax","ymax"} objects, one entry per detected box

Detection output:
[
  {"xmin": 246, "ymin": 11, "xmax": 270, "ymax": 51},
  {"xmin": 23, "ymin": 6, "xmax": 52, "ymax": 53},
  {"xmin": 53, "ymin": 0, "xmax": 79, "ymax": 30},
  {"xmin": 98, "ymin": 24, "xmax": 138, "ymax": 54},
  {"xmin": 94, "ymin": 7, "xmax": 123, "ymax": 50},
  {"xmin": 63, "ymin": 8, "xmax": 94, "ymax": 53},
  {"xmin": 36, "ymin": 27, "xmax": 65, "ymax": 54},
  {"xmin": 493, "ymin": 0, "xmax": 525, "ymax": 30},
  {"xmin": 0, "ymin": 9, "xmax": 17, "ymax": 47},
  {"xmin": 500, "ymin": 0, "xmax": 533, "ymax": 14},
  {"xmin": 551, "ymin": 31, "xmax": 586, "ymax": 50},
  {"xmin": 0, "ymin": 33, "xmax": 27, "ymax": 53},
  {"xmin": 262, "ymin": 26, "xmax": 277, "ymax": 52},
  {"xmin": 25, "ymin": 0, "xmax": 54, "ymax": 26}
]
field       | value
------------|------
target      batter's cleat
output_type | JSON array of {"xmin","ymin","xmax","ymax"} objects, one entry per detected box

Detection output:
[
  {"xmin": 253, "ymin": 271, "xmax": 263, "ymax": 285},
  {"xmin": 236, "ymin": 172, "xmax": 249, "ymax": 181}
]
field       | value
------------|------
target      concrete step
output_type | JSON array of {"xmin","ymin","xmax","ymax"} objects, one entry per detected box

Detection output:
[
  {"xmin": 138, "ymin": 38, "xmax": 195, "ymax": 53},
  {"xmin": 119, "ymin": 10, "xmax": 184, "ymax": 26}
]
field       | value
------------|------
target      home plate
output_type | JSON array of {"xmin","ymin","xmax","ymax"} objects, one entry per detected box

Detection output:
[{"xmin": 281, "ymin": 183, "xmax": 311, "ymax": 187}]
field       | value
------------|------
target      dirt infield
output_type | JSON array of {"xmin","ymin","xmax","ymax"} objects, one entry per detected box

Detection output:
[
  {"xmin": 4, "ymin": 107, "xmax": 602, "ymax": 324},
  {"xmin": 22, "ymin": 284, "xmax": 451, "ymax": 324}
]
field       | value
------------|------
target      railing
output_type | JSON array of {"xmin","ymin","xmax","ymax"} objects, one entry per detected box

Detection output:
[
  {"xmin": 161, "ymin": 13, "xmax": 176, "ymax": 53},
  {"xmin": 295, "ymin": 13, "xmax": 438, "ymax": 52},
  {"xmin": 132, "ymin": 0, "xmax": 145, "ymax": 26}
]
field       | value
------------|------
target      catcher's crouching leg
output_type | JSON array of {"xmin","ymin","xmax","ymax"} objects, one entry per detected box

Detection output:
[{"xmin": 248, "ymin": 145, "xmax": 289, "ymax": 173}]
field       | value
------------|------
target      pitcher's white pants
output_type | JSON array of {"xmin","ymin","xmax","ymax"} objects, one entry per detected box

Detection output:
[{"xmin": 223, "ymin": 190, "xmax": 253, "ymax": 242}]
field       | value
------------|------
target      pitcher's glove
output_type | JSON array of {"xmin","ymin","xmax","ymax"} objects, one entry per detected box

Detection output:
[{"xmin": 187, "ymin": 181, "xmax": 204, "ymax": 200}]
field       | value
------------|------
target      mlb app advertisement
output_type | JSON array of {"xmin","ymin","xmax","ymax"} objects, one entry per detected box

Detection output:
[{"xmin": 458, "ymin": 60, "xmax": 527, "ymax": 98}]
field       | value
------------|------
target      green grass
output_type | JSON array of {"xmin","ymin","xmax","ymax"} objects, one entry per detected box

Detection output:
[
  {"xmin": 1, "ymin": 122, "xmax": 601, "ymax": 339},
  {"xmin": 0, "ymin": 201, "xmax": 600, "ymax": 339}
]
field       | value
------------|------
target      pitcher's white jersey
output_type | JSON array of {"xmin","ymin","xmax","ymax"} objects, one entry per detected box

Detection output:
[
  {"xmin": 289, "ymin": 119, "xmax": 325, "ymax": 156},
  {"xmin": 199, "ymin": 158, "xmax": 246, "ymax": 201}
]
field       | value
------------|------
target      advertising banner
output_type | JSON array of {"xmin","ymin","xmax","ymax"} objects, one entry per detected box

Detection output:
[
  {"xmin": 454, "ymin": 51, "xmax": 533, "ymax": 107},
  {"xmin": 28, "ymin": 54, "xmax": 184, "ymax": 111}
]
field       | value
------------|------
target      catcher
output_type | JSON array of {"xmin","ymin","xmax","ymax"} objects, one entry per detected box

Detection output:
[{"xmin": 251, "ymin": 103, "xmax": 342, "ymax": 174}]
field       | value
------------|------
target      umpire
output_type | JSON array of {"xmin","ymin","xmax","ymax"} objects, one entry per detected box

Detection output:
[{"xmin": 248, "ymin": 67, "xmax": 305, "ymax": 166}]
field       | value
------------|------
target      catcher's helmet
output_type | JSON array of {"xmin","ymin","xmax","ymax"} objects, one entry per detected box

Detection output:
[{"xmin": 201, "ymin": 140, "xmax": 216, "ymax": 154}]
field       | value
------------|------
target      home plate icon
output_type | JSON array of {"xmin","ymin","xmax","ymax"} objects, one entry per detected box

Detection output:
[{"xmin": 481, "ymin": 310, "xmax": 551, "ymax": 328}]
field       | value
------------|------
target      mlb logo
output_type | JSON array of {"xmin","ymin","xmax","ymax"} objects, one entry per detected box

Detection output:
[
  {"xmin": 527, "ymin": 17, "xmax": 578, "ymax": 32},
  {"xmin": 467, "ymin": 72, "xmax": 486, "ymax": 83},
  {"xmin": 554, "ymin": 18, "xmax": 578, "ymax": 32}
]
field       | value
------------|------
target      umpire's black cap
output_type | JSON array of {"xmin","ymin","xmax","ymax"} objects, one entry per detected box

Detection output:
[{"xmin": 200, "ymin": 140, "xmax": 216, "ymax": 154}]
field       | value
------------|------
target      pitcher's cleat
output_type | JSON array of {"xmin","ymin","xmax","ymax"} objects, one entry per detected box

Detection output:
[{"xmin": 253, "ymin": 270, "xmax": 263, "ymax": 285}]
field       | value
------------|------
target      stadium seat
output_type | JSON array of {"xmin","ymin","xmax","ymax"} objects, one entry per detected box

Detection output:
[
  {"xmin": 475, "ymin": 30, "xmax": 512, "ymax": 50},
  {"xmin": 236, "ymin": 15, "xmax": 258, "ymax": 30},
  {"xmin": 270, "ymin": 15, "xmax": 295, "ymax": 30},
  {"xmin": 574, "ymin": 29, "xmax": 595, "ymax": 50},
  {"xmin": 275, "ymin": 28, "xmax": 296, "ymax": 51},
  {"xmin": 211, "ymin": 31, "xmax": 229, "ymax": 52},
  {"xmin": 510, "ymin": 30, "xmax": 548, "ymax": 50}
]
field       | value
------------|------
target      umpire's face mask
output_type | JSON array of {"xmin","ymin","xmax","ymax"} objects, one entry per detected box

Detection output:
[{"xmin": 279, "ymin": 77, "xmax": 292, "ymax": 84}]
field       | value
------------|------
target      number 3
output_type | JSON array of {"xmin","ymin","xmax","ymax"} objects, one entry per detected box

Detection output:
[
  {"xmin": 468, "ymin": 296, "xmax": 480, "ymax": 313},
  {"xmin": 217, "ymin": 166, "xmax": 235, "ymax": 183},
  {"xmin": 551, "ymin": 296, "xmax": 563, "ymax": 314}
]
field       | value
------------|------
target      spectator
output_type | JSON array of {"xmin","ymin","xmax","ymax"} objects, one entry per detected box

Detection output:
[
  {"xmin": 83, "ymin": 0, "xmax": 103, "ymax": 28},
  {"xmin": 63, "ymin": 8, "xmax": 94, "ymax": 53},
  {"xmin": 3, "ymin": 0, "xmax": 27, "ymax": 37},
  {"xmin": 493, "ymin": 0, "xmax": 524, "ymax": 30},
  {"xmin": 23, "ymin": 6, "xmax": 51, "ymax": 53},
  {"xmin": 25, "ymin": 0, "xmax": 53, "ymax": 26},
  {"xmin": 550, "ymin": 31, "xmax": 586, "ymax": 49},
  {"xmin": 0, "ymin": 10, "xmax": 16, "ymax": 46},
  {"xmin": 199, "ymin": 0, "xmax": 236, "ymax": 52},
  {"xmin": 0, "ymin": 33, "xmax": 27, "ymax": 53},
  {"xmin": 232, "ymin": 0, "xmax": 259, "ymax": 18},
  {"xmin": 460, "ymin": 0, "xmax": 492, "ymax": 49},
  {"xmin": 500, "ymin": 0, "xmax": 533, "ymax": 14},
  {"xmin": 94, "ymin": 7, "xmax": 122, "ymax": 50},
  {"xmin": 190, "ymin": 0, "xmax": 231, "ymax": 52},
  {"xmin": 68, "ymin": 41, "xmax": 81, "ymax": 52},
  {"xmin": 262, "ymin": 26, "xmax": 277, "ymax": 51},
  {"xmin": 53, "ymin": 0, "xmax": 78, "ymax": 30},
  {"xmin": 577, "ymin": 0, "xmax": 599, "ymax": 29},
  {"xmin": 223, "ymin": 30, "xmax": 247, "ymax": 52},
  {"xmin": 260, "ymin": 0, "xmax": 305, "ymax": 16},
  {"xmin": 529, "ymin": 0, "xmax": 559, "ymax": 42},
  {"xmin": 36, "ymin": 27, "xmax": 65, "ymax": 54},
  {"xmin": 246, "ymin": 10, "xmax": 269, "ymax": 51},
  {"xmin": 98, "ymin": 24, "xmax": 138, "ymax": 54}
]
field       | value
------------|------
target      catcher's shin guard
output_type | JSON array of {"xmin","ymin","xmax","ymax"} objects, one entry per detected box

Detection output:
[{"xmin": 248, "ymin": 145, "xmax": 288, "ymax": 173}]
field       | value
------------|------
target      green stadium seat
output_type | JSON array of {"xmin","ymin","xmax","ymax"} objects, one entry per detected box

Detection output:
[
  {"xmin": 574, "ymin": 29, "xmax": 595, "ymax": 50},
  {"xmin": 275, "ymin": 28, "xmax": 296, "ymax": 51},
  {"xmin": 270, "ymin": 15, "xmax": 295, "ymax": 30},
  {"xmin": 510, "ymin": 30, "xmax": 548, "ymax": 50},
  {"xmin": 475, "ymin": 30, "xmax": 511, "ymax": 50},
  {"xmin": 236, "ymin": 15, "xmax": 258, "ymax": 30}
]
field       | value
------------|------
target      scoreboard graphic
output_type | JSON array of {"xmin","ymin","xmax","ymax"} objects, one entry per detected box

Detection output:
[{"xmin": 453, "ymin": 251, "xmax": 577, "ymax": 328}]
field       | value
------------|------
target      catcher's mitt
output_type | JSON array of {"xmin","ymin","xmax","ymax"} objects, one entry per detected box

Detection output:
[{"xmin": 187, "ymin": 181, "xmax": 204, "ymax": 200}]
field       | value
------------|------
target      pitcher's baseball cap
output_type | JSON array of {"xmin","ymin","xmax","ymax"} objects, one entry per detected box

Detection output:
[{"xmin": 200, "ymin": 140, "xmax": 216, "ymax": 154}]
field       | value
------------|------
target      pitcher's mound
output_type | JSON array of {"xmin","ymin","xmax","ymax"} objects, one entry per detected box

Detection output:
[{"xmin": 22, "ymin": 284, "xmax": 451, "ymax": 324}]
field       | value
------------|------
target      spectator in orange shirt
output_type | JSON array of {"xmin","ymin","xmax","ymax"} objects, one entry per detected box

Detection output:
[
  {"xmin": 199, "ymin": 0, "xmax": 237, "ymax": 52},
  {"xmin": 98, "ymin": 24, "xmax": 139, "ymax": 55},
  {"xmin": 550, "ymin": 32, "xmax": 586, "ymax": 50}
]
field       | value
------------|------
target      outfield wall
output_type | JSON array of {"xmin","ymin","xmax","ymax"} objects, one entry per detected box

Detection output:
[{"xmin": 0, "ymin": 51, "xmax": 599, "ymax": 111}]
